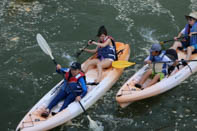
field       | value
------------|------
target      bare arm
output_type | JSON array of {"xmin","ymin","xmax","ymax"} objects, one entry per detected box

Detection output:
[
  {"xmin": 189, "ymin": 32, "xmax": 197, "ymax": 37},
  {"xmin": 174, "ymin": 28, "xmax": 185, "ymax": 40},
  {"xmin": 91, "ymin": 39, "xmax": 111, "ymax": 47},
  {"xmin": 83, "ymin": 47, "xmax": 98, "ymax": 53},
  {"xmin": 82, "ymin": 40, "xmax": 99, "ymax": 53},
  {"xmin": 177, "ymin": 32, "xmax": 183, "ymax": 38}
]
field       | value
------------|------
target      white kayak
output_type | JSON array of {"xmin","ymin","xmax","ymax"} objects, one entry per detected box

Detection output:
[
  {"xmin": 116, "ymin": 50, "xmax": 197, "ymax": 108},
  {"xmin": 16, "ymin": 42, "xmax": 130, "ymax": 131}
]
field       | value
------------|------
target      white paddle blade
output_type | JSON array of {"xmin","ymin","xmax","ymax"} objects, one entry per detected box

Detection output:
[{"xmin": 36, "ymin": 33, "xmax": 54, "ymax": 60}]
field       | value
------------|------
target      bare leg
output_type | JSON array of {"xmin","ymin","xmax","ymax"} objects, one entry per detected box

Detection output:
[
  {"xmin": 146, "ymin": 74, "xmax": 160, "ymax": 87},
  {"xmin": 138, "ymin": 69, "xmax": 152, "ymax": 85},
  {"xmin": 170, "ymin": 41, "xmax": 182, "ymax": 50},
  {"xmin": 96, "ymin": 59, "xmax": 112, "ymax": 83},
  {"xmin": 82, "ymin": 59, "xmax": 99, "ymax": 73},
  {"xmin": 186, "ymin": 46, "xmax": 195, "ymax": 60}
]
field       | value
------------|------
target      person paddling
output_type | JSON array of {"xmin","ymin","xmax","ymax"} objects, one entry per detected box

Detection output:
[
  {"xmin": 41, "ymin": 62, "xmax": 87, "ymax": 118},
  {"xmin": 82, "ymin": 25, "xmax": 117, "ymax": 83},
  {"xmin": 171, "ymin": 11, "xmax": 197, "ymax": 60},
  {"xmin": 135, "ymin": 44, "xmax": 178, "ymax": 89}
]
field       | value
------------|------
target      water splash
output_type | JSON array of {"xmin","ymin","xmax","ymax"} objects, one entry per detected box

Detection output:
[
  {"xmin": 137, "ymin": 27, "xmax": 159, "ymax": 58},
  {"xmin": 62, "ymin": 52, "xmax": 75, "ymax": 65},
  {"xmin": 87, "ymin": 115, "xmax": 104, "ymax": 131},
  {"xmin": 139, "ymin": 27, "xmax": 159, "ymax": 44}
]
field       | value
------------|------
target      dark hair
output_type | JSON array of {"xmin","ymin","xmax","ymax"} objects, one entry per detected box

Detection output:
[{"xmin": 97, "ymin": 25, "xmax": 107, "ymax": 37}]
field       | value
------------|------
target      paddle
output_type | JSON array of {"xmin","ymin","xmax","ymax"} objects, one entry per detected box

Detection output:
[
  {"xmin": 160, "ymin": 33, "xmax": 197, "ymax": 45},
  {"xmin": 112, "ymin": 60, "xmax": 137, "ymax": 68},
  {"xmin": 159, "ymin": 36, "xmax": 185, "ymax": 45},
  {"xmin": 76, "ymin": 40, "xmax": 95, "ymax": 58},
  {"xmin": 36, "ymin": 33, "xmax": 57, "ymax": 65},
  {"xmin": 36, "ymin": 33, "xmax": 100, "ymax": 130},
  {"xmin": 112, "ymin": 60, "xmax": 197, "ymax": 68},
  {"xmin": 76, "ymin": 44, "xmax": 89, "ymax": 58}
]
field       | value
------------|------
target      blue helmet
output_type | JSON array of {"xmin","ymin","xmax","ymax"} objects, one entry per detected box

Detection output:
[
  {"xmin": 149, "ymin": 43, "xmax": 161, "ymax": 52},
  {"xmin": 70, "ymin": 62, "xmax": 81, "ymax": 70}
]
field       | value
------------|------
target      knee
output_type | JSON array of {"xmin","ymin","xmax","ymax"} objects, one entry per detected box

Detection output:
[
  {"xmin": 97, "ymin": 63, "xmax": 102, "ymax": 68},
  {"xmin": 144, "ymin": 69, "xmax": 152, "ymax": 76},
  {"xmin": 187, "ymin": 46, "xmax": 193, "ymax": 52},
  {"xmin": 172, "ymin": 41, "xmax": 181, "ymax": 48},
  {"xmin": 147, "ymin": 69, "xmax": 152, "ymax": 74},
  {"xmin": 153, "ymin": 74, "xmax": 160, "ymax": 80},
  {"xmin": 155, "ymin": 74, "xmax": 160, "ymax": 78},
  {"xmin": 86, "ymin": 61, "xmax": 91, "ymax": 66},
  {"xmin": 174, "ymin": 41, "xmax": 181, "ymax": 45}
]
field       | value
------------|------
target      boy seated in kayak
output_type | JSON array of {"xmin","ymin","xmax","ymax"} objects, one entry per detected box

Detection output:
[
  {"xmin": 171, "ymin": 12, "xmax": 197, "ymax": 60},
  {"xmin": 82, "ymin": 25, "xmax": 117, "ymax": 83},
  {"xmin": 41, "ymin": 62, "xmax": 87, "ymax": 118},
  {"xmin": 135, "ymin": 44, "xmax": 178, "ymax": 89}
]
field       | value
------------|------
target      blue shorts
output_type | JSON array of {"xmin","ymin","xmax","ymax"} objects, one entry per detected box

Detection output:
[
  {"xmin": 181, "ymin": 41, "xmax": 197, "ymax": 53},
  {"xmin": 97, "ymin": 55, "xmax": 115, "ymax": 61},
  {"xmin": 191, "ymin": 44, "xmax": 197, "ymax": 50},
  {"xmin": 181, "ymin": 41, "xmax": 189, "ymax": 48}
]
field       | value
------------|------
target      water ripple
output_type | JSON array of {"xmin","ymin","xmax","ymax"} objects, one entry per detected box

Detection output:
[
  {"xmin": 101, "ymin": 0, "xmax": 179, "ymax": 33},
  {"xmin": 190, "ymin": 0, "xmax": 197, "ymax": 11}
]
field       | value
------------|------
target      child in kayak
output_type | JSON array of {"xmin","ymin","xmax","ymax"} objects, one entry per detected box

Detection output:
[
  {"xmin": 171, "ymin": 11, "xmax": 197, "ymax": 60},
  {"xmin": 82, "ymin": 25, "xmax": 117, "ymax": 83},
  {"xmin": 135, "ymin": 44, "xmax": 178, "ymax": 89},
  {"xmin": 41, "ymin": 62, "xmax": 87, "ymax": 118}
]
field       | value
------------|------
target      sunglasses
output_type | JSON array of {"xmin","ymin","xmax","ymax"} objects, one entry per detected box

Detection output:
[{"xmin": 187, "ymin": 17, "xmax": 195, "ymax": 21}]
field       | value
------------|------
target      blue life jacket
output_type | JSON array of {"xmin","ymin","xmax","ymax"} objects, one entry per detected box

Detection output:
[
  {"xmin": 149, "ymin": 50, "xmax": 178, "ymax": 75},
  {"xmin": 97, "ymin": 36, "xmax": 116, "ymax": 60},
  {"xmin": 149, "ymin": 51, "xmax": 169, "ymax": 75},
  {"xmin": 149, "ymin": 51, "xmax": 166, "ymax": 62},
  {"xmin": 184, "ymin": 22, "xmax": 197, "ymax": 46}
]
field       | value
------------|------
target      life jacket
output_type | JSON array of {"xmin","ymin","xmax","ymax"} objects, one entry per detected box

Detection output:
[
  {"xmin": 149, "ymin": 50, "xmax": 177, "ymax": 75},
  {"xmin": 64, "ymin": 69, "xmax": 86, "ymax": 93},
  {"xmin": 97, "ymin": 36, "xmax": 118, "ymax": 60},
  {"xmin": 184, "ymin": 22, "xmax": 197, "ymax": 46},
  {"xmin": 149, "ymin": 50, "xmax": 166, "ymax": 62}
]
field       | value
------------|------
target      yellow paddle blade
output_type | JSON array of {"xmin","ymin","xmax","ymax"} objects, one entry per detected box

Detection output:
[{"xmin": 112, "ymin": 61, "xmax": 136, "ymax": 68}]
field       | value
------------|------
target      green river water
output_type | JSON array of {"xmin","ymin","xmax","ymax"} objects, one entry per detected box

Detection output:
[{"xmin": 1, "ymin": 0, "xmax": 197, "ymax": 130}]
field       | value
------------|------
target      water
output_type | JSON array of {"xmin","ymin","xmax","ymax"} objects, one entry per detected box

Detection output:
[
  {"xmin": 87, "ymin": 115, "xmax": 104, "ymax": 131},
  {"xmin": 1, "ymin": 0, "xmax": 197, "ymax": 130}
]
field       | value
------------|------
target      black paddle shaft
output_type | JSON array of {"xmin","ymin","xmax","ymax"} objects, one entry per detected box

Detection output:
[
  {"xmin": 76, "ymin": 40, "xmax": 95, "ymax": 58},
  {"xmin": 52, "ymin": 59, "xmax": 57, "ymax": 65},
  {"xmin": 160, "ymin": 33, "xmax": 197, "ymax": 44},
  {"xmin": 160, "ymin": 36, "xmax": 185, "ymax": 44},
  {"xmin": 164, "ymin": 36, "xmax": 184, "ymax": 43},
  {"xmin": 76, "ymin": 44, "xmax": 89, "ymax": 57}
]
